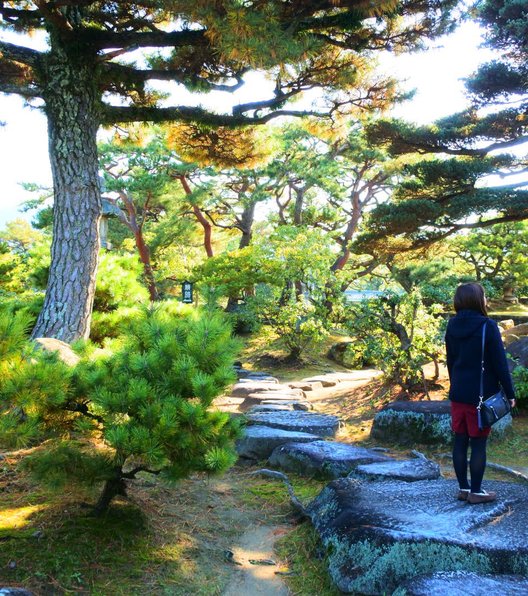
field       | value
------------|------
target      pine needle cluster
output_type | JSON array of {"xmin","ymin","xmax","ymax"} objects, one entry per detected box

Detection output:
[{"xmin": 2, "ymin": 301, "xmax": 243, "ymax": 514}]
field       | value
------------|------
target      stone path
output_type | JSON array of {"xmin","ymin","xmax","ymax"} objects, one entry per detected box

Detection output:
[
  {"xmin": 218, "ymin": 365, "xmax": 384, "ymax": 596},
  {"xmin": 219, "ymin": 364, "xmax": 528, "ymax": 595}
]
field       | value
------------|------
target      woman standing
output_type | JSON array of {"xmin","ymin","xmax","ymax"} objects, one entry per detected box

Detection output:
[{"xmin": 445, "ymin": 282, "xmax": 516, "ymax": 504}]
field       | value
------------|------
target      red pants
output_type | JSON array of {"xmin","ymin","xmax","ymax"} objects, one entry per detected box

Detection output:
[{"xmin": 451, "ymin": 401, "xmax": 491, "ymax": 438}]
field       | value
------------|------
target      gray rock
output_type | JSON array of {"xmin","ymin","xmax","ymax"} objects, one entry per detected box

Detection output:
[
  {"xmin": 235, "ymin": 425, "xmax": 319, "ymax": 460},
  {"xmin": 307, "ymin": 478, "xmax": 528, "ymax": 595},
  {"xmin": 355, "ymin": 456, "xmax": 441, "ymax": 482},
  {"xmin": 394, "ymin": 571, "xmax": 528, "ymax": 596},
  {"xmin": 246, "ymin": 389, "xmax": 306, "ymax": 400},
  {"xmin": 247, "ymin": 405, "xmax": 294, "ymax": 413},
  {"xmin": 269, "ymin": 440, "xmax": 392, "ymax": 478},
  {"xmin": 238, "ymin": 375, "xmax": 279, "ymax": 383},
  {"xmin": 246, "ymin": 411, "xmax": 339, "ymax": 437},
  {"xmin": 371, "ymin": 400, "xmax": 512, "ymax": 445},
  {"xmin": 261, "ymin": 400, "xmax": 312, "ymax": 411},
  {"xmin": 288, "ymin": 381, "xmax": 323, "ymax": 391},
  {"xmin": 33, "ymin": 337, "xmax": 80, "ymax": 366},
  {"xmin": 301, "ymin": 376, "xmax": 337, "ymax": 387},
  {"xmin": 230, "ymin": 382, "xmax": 295, "ymax": 397},
  {"xmin": 507, "ymin": 336, "xmax": 528, "ymax": 368}
]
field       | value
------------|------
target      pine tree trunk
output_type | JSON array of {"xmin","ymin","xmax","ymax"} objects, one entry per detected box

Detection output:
[
  {"xmin": 31, "ymin": 37, "xmax": 101, "ymax": 342},
  {"xmin": 93, "ymin": 474, "xmax": 127, "ymax": 516}
]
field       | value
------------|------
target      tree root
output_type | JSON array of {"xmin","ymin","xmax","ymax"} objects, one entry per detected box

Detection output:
[{"xmin": 249, "ymin": 468, "xmax": 310, "ymax": 518}]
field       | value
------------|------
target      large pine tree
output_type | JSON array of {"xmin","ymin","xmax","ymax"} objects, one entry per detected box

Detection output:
[
  {"xmin": 0, "ymin": 1, "xmax": 457, "ymax": 341},
  {"xmin": 360, "ymin": 0, "xmax": 528, "ymax": 255}
]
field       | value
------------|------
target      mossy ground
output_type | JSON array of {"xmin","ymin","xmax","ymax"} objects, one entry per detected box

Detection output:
[{"xmin": 2, "ymin": 326, "xmax": 528, "ymax": 594}]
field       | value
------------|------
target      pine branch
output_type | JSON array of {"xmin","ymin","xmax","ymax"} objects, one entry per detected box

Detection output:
[
  {"xmin": 78, "ymin": 28, "xmax": 208, "ymax": 50},
  {"xmin": 122, "ymin": 466, "xmax": 162, "ymax": 479},
  {"xmin": 0, "ymin": 81, "xmax": 42, "ymax": 97},
  {"xmin": 0, "ymin": 41, "xmax": 42, "ymax": 67},
  {"xmin": 103, "ymin": 63, "xmax": 248, "ymax": 93},
  {"xmin": 34, "ymin": 0, "xmax": 74, "ymax": 32},
  {"xmin": 101, "ymin": 105, "xmax": 323, "ymax": 126},
  {"xmin": 0, "ymin": 6, "xmax": 44, "ymax": 24}
]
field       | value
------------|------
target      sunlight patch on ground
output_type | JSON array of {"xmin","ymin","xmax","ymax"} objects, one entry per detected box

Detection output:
[{"xmin": 0, "ymin": 504, "xmax": 42, "ymax": 530}]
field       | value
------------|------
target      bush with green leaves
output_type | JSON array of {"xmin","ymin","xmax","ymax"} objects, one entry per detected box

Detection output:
[
  {"xmin": 21, "ymin": 302, "xmax": 243, "ymax": 514},
  {"xmin": 0, "ymin": 307, "xmax": 73, "ymax": 448},
  {"xmin": 248, "ymin": 285, "xmax": 329, "ymax": 361},
  {"xmin": 512, "ymin": 365, "xmax": 528, "ymax": 408},
  {"xmin": 345, "ymin": 291, "xmax": 445, "ymax": 392}
]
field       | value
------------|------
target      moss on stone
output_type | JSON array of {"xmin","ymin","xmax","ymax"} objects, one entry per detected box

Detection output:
[{"xmin": 326, "ymin": 538, "xmax": 492, "ymax": 594}]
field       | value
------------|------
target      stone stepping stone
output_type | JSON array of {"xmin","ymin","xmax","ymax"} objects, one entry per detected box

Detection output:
[
  {"xmin": 238, "ymin": 375, "xmax": 279, "ymax": 383},
  {"xmin": 397, "ymin": 571, "xmax": 528, "ymax": 595},
  {"xmin": 301, "ymin": 376, "xmax": 338, "ymax": 387},
  {"xmin": 268, "ymin": 440, "xmax": 392, "ymax": 478},
  {"xmin": 246, "ymin": 411, "xmax": 339, "ymax": 437},
  {"xmin": 235, "ymin": 425, "xmax": 319, "ymax": 460},
  {"xmin": 355, "ymin": 456, "xmax": 441, "ymax": 482},
  {"xmin": 247, "ymin": 388, "xmax": 306, "ymax": 399},
  {"xmin": 371, "ymin": 400, "xmax": 512, "ymax": 445},
  {"xmin": 288, "ymin": 381, "xmax": 323, "ymax": 391},
  {"xmin": 230, "ymin": 382, "xmax": 294, "ymax": 397},
  {"xmin": 307, "ymin": 478, "xmax": 528, "ymax": 595},
  {"xmin": 247, "ymin": 405, "xmax": 294, "ymax": 413},
  {"xmin": 261, "ymin": 400, "xmax": 312, "ymax": 411}
]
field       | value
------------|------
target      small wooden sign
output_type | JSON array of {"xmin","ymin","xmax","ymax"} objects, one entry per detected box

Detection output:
[{"xmin": 182, "ymin": 280, "xmax": 193, "ymax": 304}]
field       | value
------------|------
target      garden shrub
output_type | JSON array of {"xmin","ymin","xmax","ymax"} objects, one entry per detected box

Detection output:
[{"xmin": 21, "ymin": 301, "xmax": 243, "ymax": 514}]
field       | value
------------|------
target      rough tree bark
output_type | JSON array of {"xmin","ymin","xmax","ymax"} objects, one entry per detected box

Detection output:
[{"xmin": 31, "ymin": 36, "xmax": 101, "ymax": 342}]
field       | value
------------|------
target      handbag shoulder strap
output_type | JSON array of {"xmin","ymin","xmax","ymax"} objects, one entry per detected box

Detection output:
[{"xmin": 479, "ymin": 321, "xmax": 487, "ymax": 405}]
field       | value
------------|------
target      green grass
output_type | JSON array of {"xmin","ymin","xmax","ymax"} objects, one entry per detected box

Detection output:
[{"xmin": 275, "ymin": 523, "xmax": 341, "ymax": 596}]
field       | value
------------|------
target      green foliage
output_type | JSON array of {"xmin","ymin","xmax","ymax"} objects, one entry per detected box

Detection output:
[
  {"xmin": 21, "ymin": 302, "xmax": 242, "ymax": 512},
  {"xmin": 345, "ymin": 290, "xmax": 444, "ymax": 391},
  {"xmin": 0, "ymin": 307, "xmax": 73, "ymax": 448},
  {"xmin": 449, "ymin": 222, "xmax": 528, "ymax": 296},
  {"xmin": 93, "ymin": 252, "xmax": 149, "ymax": 312},
  {"xmin": 250, "ymin": 286, "xmax": 329, "ymax": 361},
  {"xmin": 512, "ymin": 365, "xmax": 528, "ymax": 407}
]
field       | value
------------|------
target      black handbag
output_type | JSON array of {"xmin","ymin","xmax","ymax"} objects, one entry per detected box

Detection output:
[{"xmin": 477, "ymin": 322, "xmax": 511, "ymax": 430}]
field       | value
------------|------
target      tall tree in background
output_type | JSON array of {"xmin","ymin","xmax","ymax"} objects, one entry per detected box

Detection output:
[
  {"xmin": 0, "ymin": 0, "xmax": 457, "ymax": 341},
  {"xmin": 360, "ymin": 0, "xmax": 528, "ymax": 256}
]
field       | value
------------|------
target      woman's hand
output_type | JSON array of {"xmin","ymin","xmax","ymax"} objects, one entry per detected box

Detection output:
[{"xmin": 510, "ymin": 399, "xmax": 516, "ymax": 408}]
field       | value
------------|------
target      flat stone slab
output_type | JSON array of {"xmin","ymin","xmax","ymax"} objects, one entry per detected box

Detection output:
[
  {"xmin": 371, "ymin": 400, "xmax": 512, "ymax": 445},
  {"xmin": 230, "ymin": 382, "xmax": 295, "ymax": 397},
  {"xmin": 396, "ymin": 571, "xmax": 528, "ymax": 596},
  {"xmin": 235, "ymin": 425, "xmax": 319, "ymax": 460},
  {"xmin": 307, "ymin": 478, "xmax": 528, "ymax": 595},
  {"xmin": 355, "ymin": 456, "xmax": 441, "ymax": 482},
  {"xmin": 246, "ymin": 411, "xmax": 339, "ymax": 437},
  {"xmin": 247, "ymin": 405, "xmax": 294, "ymax": 413},
  {"xmin": 269, "ymin": 440, "xmax": 392, "ymax": 478},
  {"xmin": 301, "ymin": 377, "xmax": 338, "ymax": 387},
  {"xmin": 288, "ymin": 381, "xmax": 323, "ymax": 391},
  {"xmin": 238, "ymin": 375, "xmax": 279, "ymax": 383},
  {"xmin": 246, "ymin": 388, "xmax": 306, "ymax": 399},
  {"xmin": 261, "ymin": 400, "xmax": 312, "ymax": 411}
]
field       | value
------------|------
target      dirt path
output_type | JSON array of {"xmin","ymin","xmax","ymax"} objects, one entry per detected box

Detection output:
[
  {"xmin": 222, "ymin": 524, "xmax": 291, "ymax": 596},
  {"xmin": 217, "ymin": 370, "xmax": 383, "ymax": 595}
]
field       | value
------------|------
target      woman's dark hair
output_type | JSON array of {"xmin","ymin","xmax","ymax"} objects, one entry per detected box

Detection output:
[{"xmin": 453, "ymin": 282, "xmax": 487, "ymax": 316}]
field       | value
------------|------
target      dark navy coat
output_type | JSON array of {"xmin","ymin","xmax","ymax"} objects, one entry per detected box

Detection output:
[{"xmin": 445, "ymin": 309, "xmax": 515, "ymax": 405}]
